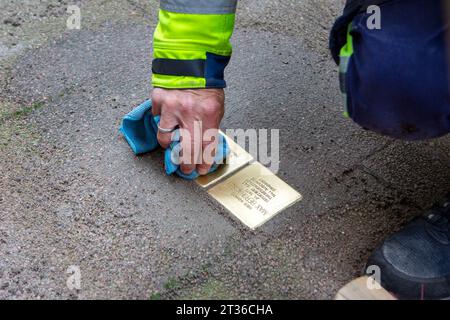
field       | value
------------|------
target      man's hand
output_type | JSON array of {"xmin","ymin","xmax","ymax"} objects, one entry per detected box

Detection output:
[{"xmin": 151, "ymin": 88, "xmax": 225, "ymax": 176}]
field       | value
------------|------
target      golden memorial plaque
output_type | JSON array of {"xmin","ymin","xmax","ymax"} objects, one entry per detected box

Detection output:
[
  {"xmin": 196, "ymin": 131, "xmax": 254, "ymax": 188},
  {"xmin": 208, "ymin": 162, "xmax": 302, "ymax": 230}
]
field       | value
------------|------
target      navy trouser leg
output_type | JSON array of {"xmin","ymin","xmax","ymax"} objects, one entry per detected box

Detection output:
[{"xmin": 345, "ymin": 0, "xmax": 450, "ymax": 140}]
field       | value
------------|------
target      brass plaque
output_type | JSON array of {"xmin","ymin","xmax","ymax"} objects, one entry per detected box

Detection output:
[
  {"xmin": 208, "ymin": 162, "xmax": 302, "ymax": 230},
  {"xmin": 196, "ymin": 131, "xmax": 254, "ymax": 188}
]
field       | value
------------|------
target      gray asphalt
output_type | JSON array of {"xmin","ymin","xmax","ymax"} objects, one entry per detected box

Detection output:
[{"xmin": 0, "ymin": 0, "xmax": 449, "ymax": 299}]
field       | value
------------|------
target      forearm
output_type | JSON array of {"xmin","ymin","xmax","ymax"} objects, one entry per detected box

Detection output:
[{"xmin": 152, "ymin": 0, "xmax": 237, "ymax": 89}]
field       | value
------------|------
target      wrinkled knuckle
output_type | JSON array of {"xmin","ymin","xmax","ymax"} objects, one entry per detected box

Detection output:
[
  {"xmin": 181, "ymin": 97, "xmax": 196, "ymax": 114},
  {"xmin": 202, "ymin": 102, "xmax": 222, "ymax": 117},
  {"xmin": 163, "ymin": 97, "xmax": 178, "ymax": 111},
  {"xmin": 152, "ymin": 90, "xmax": 163, "ymax": 105}
]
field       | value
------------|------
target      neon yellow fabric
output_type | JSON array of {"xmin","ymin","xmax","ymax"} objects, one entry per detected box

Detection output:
[
  {"xmin": 152, "ymin": 10, "xmax": 235, "ymax": 89},
  {"xmin": 152, "ymin": 74, "xmax": 207, "ymax": 88},
  {"xmin": 339, "ymin": 24, "xmax": 354, "ymax": 58},
  {"xmin": 339, "ymin": 24, "xmax": 353, "ymax": 119}
]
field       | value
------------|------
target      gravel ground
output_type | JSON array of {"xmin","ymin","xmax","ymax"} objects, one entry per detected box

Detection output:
[{"xmin": 0, "ymin": 0, "xmax": 449, "ymax": 299}]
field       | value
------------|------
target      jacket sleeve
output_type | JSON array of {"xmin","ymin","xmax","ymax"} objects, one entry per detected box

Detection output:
[{"xmin": 151, "ymin": 0, "xmax": 237, "ymax": 89}]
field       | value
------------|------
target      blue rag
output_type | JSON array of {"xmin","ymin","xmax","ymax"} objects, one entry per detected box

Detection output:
[{"xmin": 120, "ymin": 99, "xmax": 229, "ymax": 180}]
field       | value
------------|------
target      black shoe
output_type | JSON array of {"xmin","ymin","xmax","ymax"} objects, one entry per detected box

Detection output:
[{"xmin": 366, "ymin": 193, "xmax": 450, "ymax": 300}]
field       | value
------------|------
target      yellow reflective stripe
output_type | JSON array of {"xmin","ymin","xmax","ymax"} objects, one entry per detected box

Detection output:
[
  {"xmin": 153, "ymin": 47, "xmax": 206, "ymax": 60},
  {"xmin": 152, "ymin": 74, "xmax": 206, "ymax": 89}
]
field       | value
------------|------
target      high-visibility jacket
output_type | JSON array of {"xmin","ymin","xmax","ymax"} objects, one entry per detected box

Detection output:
[
  {"xmin": 151, "ymin": 0, "xmax": 238, "ymax": 89},
  {"xmin": 150, "ymin": 0, "xmax": 389, "ymax": 90}
]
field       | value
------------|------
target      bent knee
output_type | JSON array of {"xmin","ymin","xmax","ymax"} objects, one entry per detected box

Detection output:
[{"xmin": 343, "ymin": 1, "xmax": 450, "ymax": 140}]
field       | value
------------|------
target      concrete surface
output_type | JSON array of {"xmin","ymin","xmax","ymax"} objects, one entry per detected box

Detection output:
[{"xmin": 0, "ymin": 0, "xmax": 449, "ymax": 300}]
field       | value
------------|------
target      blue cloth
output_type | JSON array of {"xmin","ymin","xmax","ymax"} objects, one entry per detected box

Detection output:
[
  {"xmin": 120, "ymin": 99, "xmax": 229, "ymax": 180},
  {"xmin": 345, "ymin": 0, "xmax": 450, "ymax": 140}
]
